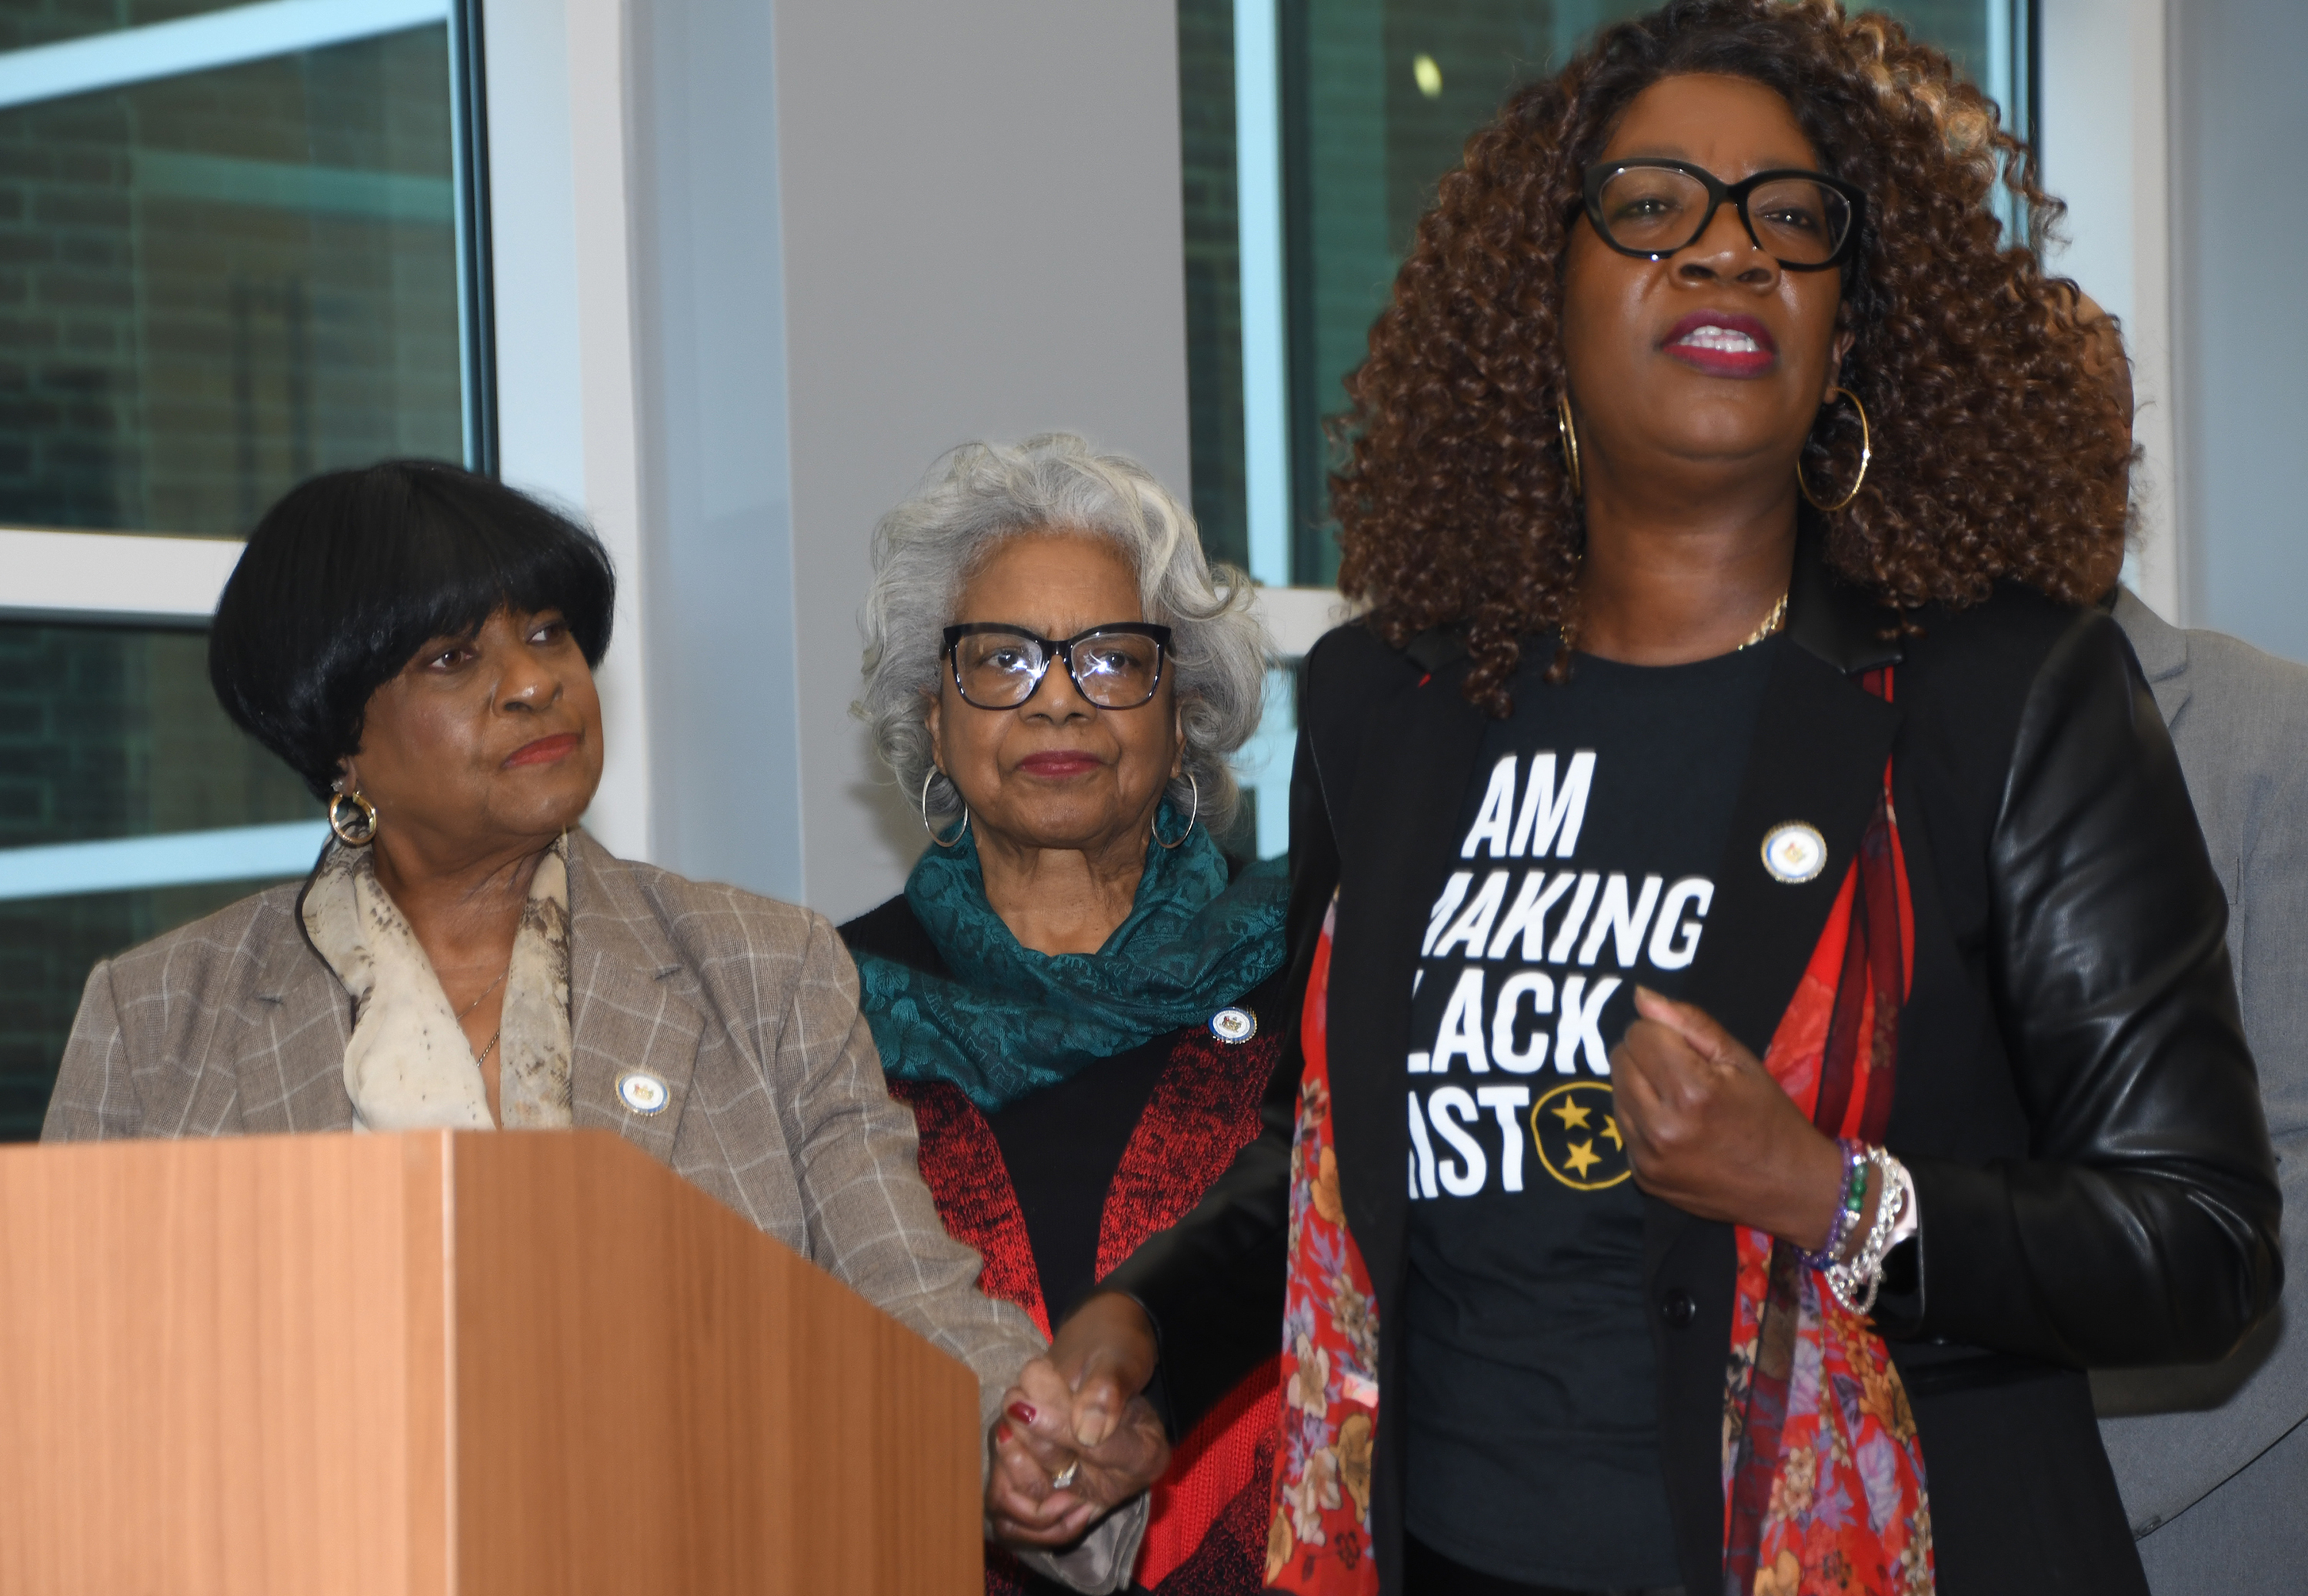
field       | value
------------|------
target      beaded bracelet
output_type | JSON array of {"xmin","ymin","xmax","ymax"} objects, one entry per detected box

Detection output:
[
  {"xmin": 1796, "ymin": 1137, "xmax": 1870, "ymax": 1273},
  {"xmin": 1824, "ymin": 1150, "xmax": 1916, "ymax": 1317}
]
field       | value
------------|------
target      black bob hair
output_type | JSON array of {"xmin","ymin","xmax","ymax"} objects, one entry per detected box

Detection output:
[{"xmin": 209, "ymin": 460, "xmax": 616, "ymax": 801}]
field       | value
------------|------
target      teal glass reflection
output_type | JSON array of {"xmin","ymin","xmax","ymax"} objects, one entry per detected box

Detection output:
[
  {"xmin": 0, "ymin": 621, "xmax": 316, "ymax": 1138},
  {"xmin": 0, "ymin": 25, "xmax": 462, "ymax": 535},
  {"xmin": 1179, "ymin": 0, "xmax": 1250, "ymax": 571},
  {"xmin": 0, "ymin": 1, "xmax": 255, "ymax": 54}
]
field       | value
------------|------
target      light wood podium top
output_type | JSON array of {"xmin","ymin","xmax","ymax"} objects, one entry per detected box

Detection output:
[{"xmin": 0, "ymin": 1130, "xmax": 981, "ymax": 1595}]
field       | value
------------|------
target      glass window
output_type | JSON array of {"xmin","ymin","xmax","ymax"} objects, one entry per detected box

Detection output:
[
  {"xmin": 1179, "ymin": 0, "xmax": 2037, "ymax": 588},
  {"xmin": 0, "ymin": 2, "xmax": 256, "ymax": 54},
  {"xmin": 0, "ymin": 621, "xmax": 319, "ymax": 1138},
  {"xmin": 0, "ymin": 23, "xmax": 465, "ymax": 535},
  {"xmin": 0, "ymin": 2, "xmax": 486, "ymax": 1138},
  {"xmin": 1186, "ymin": 0, "xmax": 2034, "ymax": 858},
  {"xmin": 1179, "ymin": 0, "xmax": 1249, "ymax": 571}
]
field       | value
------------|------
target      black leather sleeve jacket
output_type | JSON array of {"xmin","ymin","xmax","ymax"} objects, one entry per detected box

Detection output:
[
  {"xmin": 1101, "ymin": 552, "xmax": 2282, "ymax": 1596},
  {"xmin": 1885, "ymin": 601, "xmax": 2279, "ymax": 1364}
]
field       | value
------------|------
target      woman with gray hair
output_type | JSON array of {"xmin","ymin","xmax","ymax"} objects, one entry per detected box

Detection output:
[{"xmin": 841, "ymin": 435, "xmax": 1286, "ymax": 1594}]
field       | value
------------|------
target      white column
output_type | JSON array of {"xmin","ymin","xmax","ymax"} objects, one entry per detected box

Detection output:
[
  {"xmin": 485, "ymin": 0, "xmax": 655, "ymax": 860},
  {"xmin": 625, "ymin": 0, "xmax": 805, "ymax": 901}
]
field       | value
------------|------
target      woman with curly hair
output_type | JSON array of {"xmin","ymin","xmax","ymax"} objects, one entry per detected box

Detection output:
[{"xmin": 983, "ymin": 4, "xmax": 2281, "ymax": 1594}]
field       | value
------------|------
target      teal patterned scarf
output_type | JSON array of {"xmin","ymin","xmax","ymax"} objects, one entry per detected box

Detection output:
[{"xmin": 853, "ymin": 805, "xmax": 1289, "ymax": 1111}]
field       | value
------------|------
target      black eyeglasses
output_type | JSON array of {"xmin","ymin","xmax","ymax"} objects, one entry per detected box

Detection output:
[
  {"xmin": 942, "ymin": 622, "xmax": 1173, "ymax": 710},
  {"xmin": 1582, "ymin": 158, "xmax": 1866, "ymax": 271}
]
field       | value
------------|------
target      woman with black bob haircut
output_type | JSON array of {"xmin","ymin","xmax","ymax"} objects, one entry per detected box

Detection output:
[
  {"xmin": 986, "ymin": 4, "xmax": 2281, "ymax": 1595},
  {"xmin": 207, "ymin": 458, "xmax": 618, "ymax": 802},
  {"xmin": 45, "ymin": 458, "xmax": 1146, "ymax": 1593}
]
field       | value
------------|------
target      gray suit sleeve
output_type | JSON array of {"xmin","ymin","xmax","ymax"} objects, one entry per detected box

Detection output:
[
  {"xmin": 772, "ymin": 910, "xmax": 1046, "ymax": 1421},
  {"xmin": 41, "ymin": 960, "xmax": 142, "ymax": 1141},
  {"xmin": 2096, "ymin": 629, "xmax": 2308, "ymax": 1542},
  {"xmin": 771, "ymin": 911, "xmax": 1151, "ymax": 1591}
]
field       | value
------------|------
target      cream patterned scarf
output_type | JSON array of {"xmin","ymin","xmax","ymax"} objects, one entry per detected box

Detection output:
[{"xmin": 301, "ymin": 835, "xmax": 575, "ymax": 1131}]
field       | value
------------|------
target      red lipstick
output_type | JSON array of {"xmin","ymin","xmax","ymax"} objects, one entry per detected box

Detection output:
[
  {"xmin": 504, "ymin": 732, "xmax": 580, "ymax": 768},
  {"xmin": 1016, "ymin": 751, "xmax": 1102, "ymax": 778},
  {"xmin": 1661, "ymin": 310, "xmax": 1776, "ymax": 377}
]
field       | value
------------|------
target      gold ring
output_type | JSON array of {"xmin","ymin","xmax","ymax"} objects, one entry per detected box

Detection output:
[{"xmin": 1051, "ymin": 1461, "xmax": 1079, "ymax": 1491}]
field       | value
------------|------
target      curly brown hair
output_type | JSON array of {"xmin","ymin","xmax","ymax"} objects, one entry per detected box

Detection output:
[{"xmin": 1332, "ymin": 0, "xmax": 2132, "ymax": 713}]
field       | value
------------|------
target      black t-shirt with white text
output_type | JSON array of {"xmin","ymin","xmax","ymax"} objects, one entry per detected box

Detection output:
[{"xmin": 1402, "ymin": 639, "xmax": 1775, "ymax": 1588}]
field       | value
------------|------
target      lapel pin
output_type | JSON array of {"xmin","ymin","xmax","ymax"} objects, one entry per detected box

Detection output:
[
  {"xmin": 616, "ymin": 1069, "xmax": 671, "ymax": 1115},
  {"xmin": 1210, "ymin": 1006, "xmax": 1259, "ymax": 1044},
  {"xmin": 1761, "ymin": 822, "xmax": 1829, "ymax": 885}
]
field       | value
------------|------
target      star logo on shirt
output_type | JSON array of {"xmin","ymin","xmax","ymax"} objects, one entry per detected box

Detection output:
[{"xmin": 1529, "ymin": 1081, "xmax": 1632, "ymax": 1192}]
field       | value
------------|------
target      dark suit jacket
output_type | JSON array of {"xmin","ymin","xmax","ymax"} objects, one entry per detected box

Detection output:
[{"xmin": 1105, "ymin": 548, "xmax": 2281, "ymax": 1596}]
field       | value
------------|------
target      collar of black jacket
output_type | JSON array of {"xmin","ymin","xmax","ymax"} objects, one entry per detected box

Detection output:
[
  {"xmin": 1787, "ymin": 521, "xmax": 1904, "ymax": 675},
  {"xmin": 1402, "ymin": 520, "xmax": 1903, "ymax": 681}
]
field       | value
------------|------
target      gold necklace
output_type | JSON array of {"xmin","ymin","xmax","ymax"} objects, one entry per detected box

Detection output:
[
  {"xmin": 1561, "ymin": 590, "xmax": 1790, "ymax": 655},
  {"xmin": 1736, "ymin": 590, "xmax": 1791, "ymax": 649},
  {"xmin": 454, "ymin": 964, "xmax": 510, "ymax": 1022}
]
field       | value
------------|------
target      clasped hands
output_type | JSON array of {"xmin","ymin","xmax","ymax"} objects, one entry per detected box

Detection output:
[
  {"xmin": 982, "ymin": 987, "xmax": 1846, "ymax": 1550},
  {"xmin": 986, "ymin": 1293, "xmax": 1170, "ymax": 1548}
]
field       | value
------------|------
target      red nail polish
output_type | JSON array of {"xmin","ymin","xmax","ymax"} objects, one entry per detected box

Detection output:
[
  {"xmin": 995, "ymin": 1421, "xmax": 1012, "ymax": 1443},
  {"xmin": 1008, "ymin": 1401, "xmax": 1037, "ymax": 1424}
]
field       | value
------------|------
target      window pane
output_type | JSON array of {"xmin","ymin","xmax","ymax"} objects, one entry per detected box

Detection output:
[
  {"xmin": 0, "ymin": 25, "xmax": 462, "ymax": 535},
  {"xmin": 0, "ymin": 621, "xmax": 315, "ymax": 846},
  {"xmin": 1179, "ymin": 0, "xmax": 1248, "ymax": 570},
  {"xmin": 0, "ymin": 880, "xmax": 288, "ymax": 1138},
  {"xmin": 0, "ymin": 1, "xmax": 255, "ymax": 54},
  {"xmin": 0, "ymin": 621, "xmax": 317, "ymax": 1138},
  {"xmin": 1286, "ymin": 1, "xmax": 1665, "ymax": 585},
  {"xmin": 1178, "ymin": 0, "xmax": 2034, "ymax": 588}
]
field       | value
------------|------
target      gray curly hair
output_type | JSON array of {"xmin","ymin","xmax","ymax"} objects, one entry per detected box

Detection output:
[{"xmin": 856, "ymin": 434, "xmax": 1271, "ymax": 837}]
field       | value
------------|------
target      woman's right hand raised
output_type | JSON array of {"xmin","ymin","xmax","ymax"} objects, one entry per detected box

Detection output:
[{"xmin": 986, "ymin": 1292, "xmax": 1169, "ymax": 1548}]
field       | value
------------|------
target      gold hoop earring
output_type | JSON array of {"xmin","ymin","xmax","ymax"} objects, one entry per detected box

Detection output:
[
  {"xmin": 1153, "ymin": 774, "xmax": 1199, "ymax": 850},
  {"xmin": 919, "ymin": 768, "xmax": 968, "ymax": 848},
  {"xmin": 1796, "ymin": 385, "xmax": 1872, "ymax": 512},
  {"xmin": 329, "ymin": 788, "xmax": 378, "ymax": 847},
  {"xmin": 1556, "ymin": 392, "xmax": 1583, "ymax": 498}
]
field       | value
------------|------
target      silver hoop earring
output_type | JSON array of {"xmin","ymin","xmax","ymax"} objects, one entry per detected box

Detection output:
[
  {"xmin": 920, "ymin": 768, "xmax": 968, "ymax": 848},
  {"xmin": 1153, "ymin": 774, "xmax": 1199, "ymax": 850}
]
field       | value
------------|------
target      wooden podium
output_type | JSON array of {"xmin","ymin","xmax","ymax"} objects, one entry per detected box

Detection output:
[{"xmin": 0, "ymin": 1131, "xmax": 982, "ymax": 1594}]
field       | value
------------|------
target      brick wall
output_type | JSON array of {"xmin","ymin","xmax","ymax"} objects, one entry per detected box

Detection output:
[
  {"xmin": 0, "ymin": 622, "xmax": 317, "ymax": 1139},
  {"xmin": 0, "ymin": 23, "xmax": 462, "ymax": 535}
]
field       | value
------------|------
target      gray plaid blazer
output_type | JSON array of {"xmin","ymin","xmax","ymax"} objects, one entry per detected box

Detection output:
[
  {"xmin": 44, "ymin": 831, "xmax": 1149, "ymax": 1589},
  {"xmin": 44, "ymin": 829, "xmax": 1042, "ymax": 1428}
]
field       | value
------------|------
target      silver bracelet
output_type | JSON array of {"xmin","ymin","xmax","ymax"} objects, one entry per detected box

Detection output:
[{"xmin": 1823, "ymin": 1147, "xmax": 1914, "ymax": 1317}]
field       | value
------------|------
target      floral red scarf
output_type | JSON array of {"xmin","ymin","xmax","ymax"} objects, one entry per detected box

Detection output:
[
  {"xmin": 1266, "ymin": 667, "xmax": 1931, "ymax": 1596},
  {"xmin": 1723, "ymin": 666, "xmax": 1932, "ymax": 1596},
  {"xmin": 1266, "ymin": 899, "xmax": 1379, "ymax": 1591}
]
